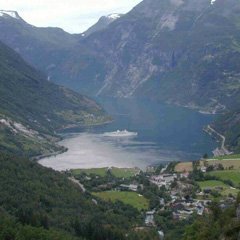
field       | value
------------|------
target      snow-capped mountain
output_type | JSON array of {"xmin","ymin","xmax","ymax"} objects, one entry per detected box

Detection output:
[
  {"xmin": 0, "ymin": 10, "xmax": 21, "ymax": 20},
  {"xmin": 82, "ymin": 13, "xmax": 123, "ymax": 37}
]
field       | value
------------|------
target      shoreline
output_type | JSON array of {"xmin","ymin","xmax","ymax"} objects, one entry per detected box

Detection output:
[
  {"xmin": 59, "ymin": 119, "xmax": 113, "ymax": 131},
  {"xmin": 33, "ymin": 119, "xmax": 113, "ymax": 162},
  {"xmin": 203, "ymin": 125, "xmax": 233, "ymax": 157},
  {"xmin": 31, "ymin": 147, "xmax": 68, "ymax": 161}
]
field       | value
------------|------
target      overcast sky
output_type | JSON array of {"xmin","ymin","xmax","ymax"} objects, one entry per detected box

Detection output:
[{"xmin": 0, "ymin": 0, "xmax": 142, "ymax": 33}]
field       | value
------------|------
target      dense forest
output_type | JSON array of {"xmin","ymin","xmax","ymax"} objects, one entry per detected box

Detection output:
[{"xmin": 0, "ymin": 153, "xmax": 162, "ymax": 240}]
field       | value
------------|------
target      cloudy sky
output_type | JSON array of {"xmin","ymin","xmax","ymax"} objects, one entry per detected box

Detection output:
[{"xmin": 0, "ymin": 0, "xmax": 142, "ymax": 33}]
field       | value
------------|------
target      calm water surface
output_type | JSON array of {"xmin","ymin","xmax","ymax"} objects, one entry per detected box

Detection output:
[{"xmin": 39, "ymin": 98, "xmax": 217, "ymax": 170}]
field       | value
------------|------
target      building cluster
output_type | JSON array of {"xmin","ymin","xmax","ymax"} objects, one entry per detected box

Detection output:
[
  {"xmin": 171, "ymin": 198, "xmax": 207, "ymax": 220},
  {"xmin": 149, "ymin": 173, "xmax": 177, "ymax": 188},
  {"xmin": 148, "ymin": 172, "xmax": 210, "ymax": 220}
]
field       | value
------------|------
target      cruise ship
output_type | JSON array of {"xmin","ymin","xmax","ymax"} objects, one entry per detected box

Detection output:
[{"xmin": 103, "ymin": 130, "xmax": 138, "ymax": 137}]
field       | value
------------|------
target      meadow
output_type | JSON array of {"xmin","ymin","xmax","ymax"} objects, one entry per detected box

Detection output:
[
  {"xmin": 92, "ymin": 191, "xmax": 149, "ymax": 210},
  {"xmin": 212, "ymin": 154, "xmax": 240, "ymax": 160},
  {"xmin": 208, "ymin": 170, "xmax": 240, "ymax": 187},
  {"xmin": 71, "ymin": 167, "xmax": 139, "ymax": 178},
  {"xmin": 197, "ymin": 180, "xmax": 239, "ymax": 196}
]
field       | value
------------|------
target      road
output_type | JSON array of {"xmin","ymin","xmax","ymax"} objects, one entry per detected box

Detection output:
[
  {"xmin": 206, "ymin": 125, "xmax": 232, "ymax": 156},
  {"xmin": 68, "ymin": 177, "xmax": 86, "ymax": 192}
]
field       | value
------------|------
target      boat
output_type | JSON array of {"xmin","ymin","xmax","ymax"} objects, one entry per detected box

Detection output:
[{"xmin": 103, "ymin": 129, "xmax": 138, "ymax": 137}]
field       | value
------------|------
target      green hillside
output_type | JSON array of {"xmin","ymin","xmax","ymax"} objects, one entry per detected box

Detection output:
[
  {"xmin": 213, "ymin": 110, "xmax": 240, "ymax": 152},
  {"xmin": 0, "ymin": 41, "xmax": 108, "ymax": 156},
  {"xmin": 0, "ymin": 153, "xmax": 144, "ymax": 240}
]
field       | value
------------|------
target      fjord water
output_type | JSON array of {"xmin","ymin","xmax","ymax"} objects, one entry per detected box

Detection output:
[{"xmin": 39, "ymin": 98, "xmax": 217, "ymax": 170}]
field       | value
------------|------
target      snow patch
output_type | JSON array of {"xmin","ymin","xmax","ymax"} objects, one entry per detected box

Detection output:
[
  {"xmin": 0, "ymin": 10, "xmax": 20, "ymax": 19},
  {"xmin": 107, "ymin": 13, "xmax": 121, "ymax": 20},
  {"xmin": 211, "ymin": 0, "xmax": 216, "ymax": 5}
]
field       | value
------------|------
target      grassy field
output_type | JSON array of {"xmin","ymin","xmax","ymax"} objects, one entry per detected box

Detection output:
[
  {"xmin": 71, "ymin": 168, "xmax": 108, "ymax": 177},
  {"xmin": 206, "ymin": 159, "xmax": 240, "ymax": 170},
  {"xmin": 198, "ymin": 180, "xmax": 228, "ymax": 188},
  {"xmin": 175, "ymin": 159, "xmax": 240, "ymax": 173},
  {"xmin": 212, "ymin": 154, "xmax": 240, "ymax": 160},
  {"xmin": 71, "ymin": 167, "xmax": 139, "ymax": 178},
  {"xmin": 208, "ymin": 170, "xmax": 240, "ymax": 187},
  {"xmin": 110, "ymin": 167, "xmax": 140, "ymax": 178},
  {"xmin": 92, "ymin": 191, "xmax": 149, "ymax": 210},
  {"xmin": 197, "ymin": 180, "xmax": 239, "ymax": 196}
]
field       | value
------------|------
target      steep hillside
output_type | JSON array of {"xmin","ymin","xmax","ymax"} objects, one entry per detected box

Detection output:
[
  {"xmin": 78, "ymin": 0, "xmax": 240, "ymax": 112},
  {"xmin": 1, "ymin": 2, "xmax": 240, "ymax": 113},
  {"xmin": 213, "ymin": 109, "xmax": 240, "ymax": 152},
  {"xmin": 83, "ymin": 13, "xmax": 123, "ymax": 37},
  {"xmin": 0, "ymin": 41, "xmax": 108, "ymax": 156},
  {"xmin": 0, "ymin": 153, "xmax": 144, "ymax": 239}
]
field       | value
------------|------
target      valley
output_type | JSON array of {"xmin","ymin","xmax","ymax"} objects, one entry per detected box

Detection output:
[
  {"xmin": 0, "ymin": 0, "xmax": 240, "ymax": 239},
  {"xmin": 0, "ymin": 0, "xmax": 240, "ymax": 152}
]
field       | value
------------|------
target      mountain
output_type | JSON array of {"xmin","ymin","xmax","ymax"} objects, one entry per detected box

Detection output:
[
  {"xmin": 83, "ymin": 13, "xmax": 123, "ymax": 37},
  {"xmin": 0, "ymin": 41, "xmax": 108, "ymax": 157},
  {"xmin": 76, "ymin": 0, "xmax": 240, "ymax": 112},
  {"xmin": 0, "ymin": 9, "xmax": 80, "ymax": 85},
  {"xmin": 0, "ymin": 10, "xmax": 22, "ymax": 20},
  {"xmin": 1, "ymin": 1, "xmax": 240, "ymax": 112},
  {"xmin": 1, "ymin": 2, "xmax": 240, "ymax": 150}
]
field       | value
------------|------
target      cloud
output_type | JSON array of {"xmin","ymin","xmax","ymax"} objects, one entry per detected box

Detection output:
[{"xmin": 0, "ymin": 0, "xmax": 142, "ymax": 33}]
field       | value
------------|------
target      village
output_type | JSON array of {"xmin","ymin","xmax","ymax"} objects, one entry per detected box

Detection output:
[{"xmin": 68, "ymin": 156, "xmax": 240, "ymax": 239}]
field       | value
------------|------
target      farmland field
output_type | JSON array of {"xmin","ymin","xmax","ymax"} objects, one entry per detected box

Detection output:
[
  {"xmin": 71, "ymin": 168, "xmax": 108, "ymax": 177},
  {"xmin": 92, "ymin": 191, "xmax": 149, "ymax": 210},
  {"xmin": 206, "ymin": 159, "xmax": 240, "ymax": 170},
  {"xmin": 197, "ymin": 180, "xmax": 239, "ymax": 196},
  {"xmin": 208, "ymin": 170, "xmax": 240, "ymax": 187},
  {"xmin": 175, "ymin": 162, "xmax": 193, "ymax": 172},
  {"xmin": 197, "ymin": 180, "xmax": 227, "ymax": 189},
  {"xmin": 175, "ymin": 157, "xmax": 240, "ymax": 173}
]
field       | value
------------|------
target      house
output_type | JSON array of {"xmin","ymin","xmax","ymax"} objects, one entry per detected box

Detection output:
[
  {"xmin": 197, "ymin": 205, "xmax": 204, "ymax": 215},
  {"xmin": 159, "ymin": 198, "xmax": 165, "ymax": 206},
  {"xmin": 129, "ymin": 184, "xmax": 138, "ymax": 191},
  {"xmin": 119, "ymin": 184, "xmax": 138, "ymax": 192},
  {"xmin": 150, "ymin": 174, "xmax": 177, "ymax": 188},
  {"xmin": 180, "ymin": 172, "xmax": 189, "ymax": 178},
  {"xmin": 145, "ymin": 210, "xmax": 155, "ymax": 226},
  {"xmin": 177, "ymin": 209, "xmax": 193, "ymax": 219}
]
